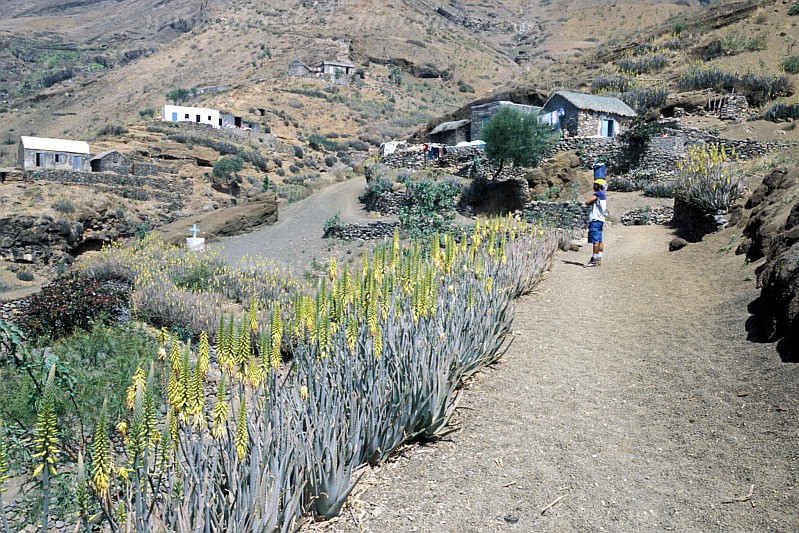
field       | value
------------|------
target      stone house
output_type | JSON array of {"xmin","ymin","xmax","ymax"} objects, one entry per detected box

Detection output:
[
  {"xmin": 429, "ymin": 119, "xmax": 471, "ymax": 145},
  {"xmin": 90, "ymin": 150, "xmax": 131, "ymax": 174},
  {"xmin": 163, "ymin": 104, "xmax": 221, "ymax": 128},
  {"xmin": 18, "ymin": 136, "xmax": 91, "ymax": 171},
  {"xmin": 288, "ymin": 60, "xmax": 312, "ymax": 77},
  {"xmin": 541, "ymin": 91, "xmax": 636, "ymax": 137},
  {"xmin": 470, "ymin": 101, "xmax": 542, "ymax": 141},
  {"xmin": 321, "ymin": 60, "xmax": 355, "ymax": 77}
]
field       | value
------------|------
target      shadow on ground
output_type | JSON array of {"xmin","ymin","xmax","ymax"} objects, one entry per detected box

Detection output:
[{"xmin": 745, "ymin": 297, "xmax": 797, "ymax": 363}]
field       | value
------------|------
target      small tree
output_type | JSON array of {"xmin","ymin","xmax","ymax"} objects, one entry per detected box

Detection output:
[
  {"xmin": 166, "ymin": 88, "xmax": 191, "ymax": 105},
  {"xmin": 213, "ymin": 156, "xmax": 244, "ymax": 180},
  {"xmin": 480, "ymin": 107, "xmax": 554, "ymax": 179}
]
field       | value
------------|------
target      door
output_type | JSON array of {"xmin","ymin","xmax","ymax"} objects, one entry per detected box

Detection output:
[
  {"xmin": 172, "ymin": 112, "xmax": 178, "ymax": 121},
  {"xmin": 73, "ymin": 156, "xmax": 81, "ymax": 170},
  {"xmin": 601, "ymin": 119, "xmax": 615, "ymax": 137},
  {"xmin": 35, "ymin": 153, "xmax": 42, "ymax": 167}
]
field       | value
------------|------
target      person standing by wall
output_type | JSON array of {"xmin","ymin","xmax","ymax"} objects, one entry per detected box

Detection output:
[{"xmin": 584, "ymin": 173, "xmax": 607, "ymax": 267}]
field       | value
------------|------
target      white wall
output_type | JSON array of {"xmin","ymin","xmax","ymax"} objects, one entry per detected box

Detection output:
[{"xmin": 162, "ymin": 105, "xmax": 221, "ymax": 128}]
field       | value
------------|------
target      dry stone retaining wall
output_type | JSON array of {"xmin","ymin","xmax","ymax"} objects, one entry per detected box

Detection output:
[
  {"xmin": 325, "ymin": 221, "xmax": 400, "ymax": 240},
  {"xmin": 523, "ymin": 201, "xmax": 589, "ymax": 229}
]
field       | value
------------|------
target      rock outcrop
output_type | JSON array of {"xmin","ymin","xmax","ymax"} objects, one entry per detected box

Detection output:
[
  {"xmin": 524, "ymin": 151, "xmax": 591, "ymax": 197},
  {"xmin": 155, "ymin": 192, "xmax": 279, "ymax": 244},
  {"xmin": 0, "ymin": 215, "xmax": 82, "ymax": 264},
  {"xmin": 739, "ymin": 166, "xmax": 799, "ymax": 355}
]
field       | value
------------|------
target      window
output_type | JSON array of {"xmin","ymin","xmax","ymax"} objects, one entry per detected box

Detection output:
[
  {"xmin": 185, "ymin": 114, "xmax": 190, "ymax": 119},
  {"xmin": 208, "ymin": 116, "xmax": 212, "ymax": 121}
]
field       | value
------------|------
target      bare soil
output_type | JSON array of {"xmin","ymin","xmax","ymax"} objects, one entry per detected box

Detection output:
[
  {"xmin": 216, "ymin": 183, "xmax": 798, "ymax": 532},
  {"xmin": 330, "ymin": 222, "xmax": 798, "ymax": 531}
]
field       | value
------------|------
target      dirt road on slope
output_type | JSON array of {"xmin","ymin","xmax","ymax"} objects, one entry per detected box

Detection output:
[
  {"xmin": 329, "ymin": 221, "xmax": 798, "ymax": 532},
  {"xmin": 215, "ymin": 176, "xmax": 379, "ymax": 270}
]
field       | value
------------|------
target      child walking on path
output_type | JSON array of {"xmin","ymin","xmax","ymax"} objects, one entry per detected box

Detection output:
[{"xmin": 585, "ymin": 177, "xmax": 607, "ymax": 267}]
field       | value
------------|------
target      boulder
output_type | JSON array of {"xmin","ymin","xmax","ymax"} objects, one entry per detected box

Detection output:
[
  {"xmin": 740, "ymin": 164, "xmax": 799, "ymax": 353},
  {"xmin": 155, "ymin": 192, "xmax": 279, "ymax": 244},
  {"xmin": 524, "ymin": 151, "xmax": 591, "ymax": 198},
  {"xmin": 669, "ymin": 237, "xmax": 688, "ymax": 252}
]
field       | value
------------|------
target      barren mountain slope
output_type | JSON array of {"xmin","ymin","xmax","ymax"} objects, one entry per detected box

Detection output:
[{"xmin": 0, "ymin": 0, "xmax": 708, "ymax": 146}]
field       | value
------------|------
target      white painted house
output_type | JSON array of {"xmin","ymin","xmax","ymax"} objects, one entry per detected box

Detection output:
[
  {"xmin": 18, "ymin": 136, "xmax": 91, "ymax": 171},
  {"xmin": 162, "ymin": 105, "xmax": 221, "ymax": 128}
]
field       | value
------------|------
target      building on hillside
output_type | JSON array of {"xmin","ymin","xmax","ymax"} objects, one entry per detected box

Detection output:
[
  {"xmin": 90, "ymin": 150, "xmax": 130, "ymax": 174},
  {"xmin": 162, "ymin": 105, "xmax": 221, "ymax": 128},
  {"xmin": 321, "ymin": 60, "xmax": 355, "ymax": 77},
  {"xmin": 429, "ymin": 119, "xmax": 471, "ymax": 145},
  {"xmin": 18, "ymin": 136, "xmax": 91, "ymax": 171},
  {"xmin": 287, "ymin": 59, "xmax": 358, "ymax": 82},
  {"xmin": 470, "ymin": 101, "xmax": 542, "ymax": 141},
  {"xmin": 288, "ymin": 60, "xmax": 312, "ymax": 77},
  {"xmin": 541, "ymin": 91, "xmax": 636, "ymax": 137}
]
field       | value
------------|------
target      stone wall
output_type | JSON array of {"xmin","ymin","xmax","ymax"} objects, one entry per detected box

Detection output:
[
  {"xmin": 325, "ymin": 221, "xmax": 400, "ymax": 240},
  {"xmin": 132, "ymin": 161, "xmax": 178, "ymax": 176},
  {"xmin": 28, "ymin": 169, "xmax": 192, "ymax": 195},
  {"xmin": 363, "ymin": 191, "xmax": 407, "ymax": 215},
  {"xmin": 523, "ymin": 201, "xmax": 589, "ymax": 230},
  {"xmin": 381, "ymin": 145, "xmax": 483, "ymax": 172},
  {"xmin": 555, "ymin": 136, "xmax": 633, "ymax": 172}
]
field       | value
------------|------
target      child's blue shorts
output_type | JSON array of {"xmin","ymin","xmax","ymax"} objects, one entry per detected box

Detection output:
[{"xmin": 588, "ymin": 220, "xmax": 604, "ymax": 243}]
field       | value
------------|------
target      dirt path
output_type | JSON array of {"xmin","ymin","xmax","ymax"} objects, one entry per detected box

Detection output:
[
  {"xmin": 214, "ymin": 182, "xmax": 797, "ymax": 531},
  {"xmin": 215, "ymin": 176, "xmax": 380, "ymax": 271},
  {"xmin": 327, "ymin": 222, "xmax": 798, "ymax": 532}
]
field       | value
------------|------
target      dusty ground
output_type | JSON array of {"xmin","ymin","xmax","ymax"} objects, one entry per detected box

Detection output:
[
  {"xmin": 317, "ymin": 221, "xmax": 798, "ymax": 532},
  {"xmin": 215, "ymin": 182, "xmax": 797, "ymax": 532}
]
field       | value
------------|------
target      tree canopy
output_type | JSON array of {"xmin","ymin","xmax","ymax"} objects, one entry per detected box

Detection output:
[
  {"xmin": 166, "ymin": 88, "xmax": 192, "ymax": 105},
  {"xmin": 480, "ymin": 107, "xmax": 554, "ymax": 178}
]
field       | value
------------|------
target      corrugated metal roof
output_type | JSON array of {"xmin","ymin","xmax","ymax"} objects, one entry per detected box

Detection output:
[
  {"xmin": 430, "ymin": 119, "xmax": 470, "ymax": 135},
  {"xmin": 20, "ymin": 136, "xmax": 90, "ymax": 154},
  {"xmin": 546, "ymin": 91, "xmax": 637, "ymax": 117}
]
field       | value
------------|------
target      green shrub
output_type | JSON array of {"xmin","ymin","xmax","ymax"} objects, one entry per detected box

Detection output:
[
  {"xmin": 358, "ymin": 177, "xmax": 393, "ymax": 205},
  {"xmin": 592, "ymin": 68, "xmax": 638, "ymax": 93},
  {"xmin": 781, "ymin": 55, "xmax": 799, "ymax": 74},
  {"xmin": 98, "ymin": 124, "xmax": 128, "ymax": 136},
  {"xmin": 789, "ymin": 3, "xmax": 799, "ymax": 16},
  {"xmin": 16, "ymin": 269, "xmax": 34, "ymax": 282},
  {"xmin": 765, "ymin": 102, "xmax": 799, "ymax": 121},
  {"xmin": 19, "ymin": 275, "xmax": 128, "ymax": 340},
  {"xmin": 481, "ymin": 107, "xmax": 555, "ymax": 178},
  {"xmin": 166, "ymin": 87, "xmax": 192, "ymax": 104},
  {"xmin": 678, "ymin": 63, "xmax": 789, "ymax": 103},
  {"xmin": 607, "ymin": 177, "xmax": 641, "ymax": 192},
  {"xmin": 675, "ymin": 144, "xmax": 745, "ymax": 213},
  {"xmin": 51, "ymin": 198, "xmax": 75, "ymax": 214},
  {"xmin": 213, "ymin": 155, "xmax": 244, "ymax": 179},
  {"xmin": 138, "ymin": 108, "xmax": 155, "ymax": 118},
  {"xmin": 322, "ymin": 213, "xmax": 343, "ymax": 237},
  {"xmin": 643, "ymin": 182, "xmax": 675, "ymax": 198},
  {"xmin": 399, "ymin": 179, "xmax": 461, "ymax": 239},
  {"xmin": 617, "ymin": 52, "xmax": 668, "ymax": 74}
]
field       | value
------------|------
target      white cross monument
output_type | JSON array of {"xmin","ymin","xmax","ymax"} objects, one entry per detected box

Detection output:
[{"xmin": 186, "ymin": 223, "xmax": 205, "ymax": 251}]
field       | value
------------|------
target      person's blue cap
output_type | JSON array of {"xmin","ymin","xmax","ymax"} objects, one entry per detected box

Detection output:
[{"xmin": 592, "ymin": 162, "xmax": 605, "ymax": 169}]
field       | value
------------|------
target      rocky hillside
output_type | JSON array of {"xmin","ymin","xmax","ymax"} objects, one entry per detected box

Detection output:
[
  {"xmin": 0, "ymin": 0, "xmax": 716, "ymax": 148},
  {"xmin": 735, "ymin": 149, "xmax": 799, "ymax": 358}
]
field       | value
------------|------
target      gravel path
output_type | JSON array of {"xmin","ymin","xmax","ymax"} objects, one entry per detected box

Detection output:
[
  {"xmin": 215, "ymin": 176, "xmax": 380, "ymax": 271},
  {"xmin": 212, "ymin": 182, "xmax": 797, "ymax": 531},
  {"xmin": 324, "ymin": 222, "xmax": 798, "ymax": 532}
]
